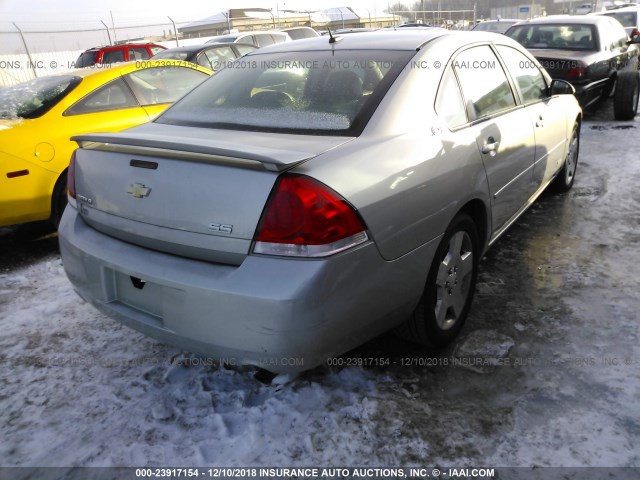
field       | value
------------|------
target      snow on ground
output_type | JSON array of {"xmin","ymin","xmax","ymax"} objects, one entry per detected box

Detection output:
[
  {"xmin": 0, "ymin": 257, "xmax": 432, "ymax": 467},
  {"xmin": 1, "ymin": 108, "xmax": 639, "ymax": 472}
]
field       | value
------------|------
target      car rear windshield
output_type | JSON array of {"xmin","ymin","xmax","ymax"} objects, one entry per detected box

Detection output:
[
  {"xmin": 75, "ymin": 51, "xmax": 96, "ymax": 68},
  {"xmin": 473, "ymin": 21, "xmax": 517, "ymax": 33},
  {"xmin": 0, "ymin": 75, "xmax": 82, "ymax": 119},
  {"xmin": 507, "ymin": 24, "xmax": 597, "ymax": 50},
  {"xmin": 156, "ymin": 50, "xmax": 414, "ymax": 135}
]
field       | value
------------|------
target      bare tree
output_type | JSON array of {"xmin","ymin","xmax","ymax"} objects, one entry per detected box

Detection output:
[{"xmin": 386, "ymin": 2, "xmax": 410, "ymax": 13}]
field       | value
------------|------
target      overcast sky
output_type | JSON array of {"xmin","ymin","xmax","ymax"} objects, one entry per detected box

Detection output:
[
  {"xmin": 0, "ymin": 0, "xmax": 393, "ymax": 53},
  {"xmin": 0, "ymin": 0, "xmax": 392, "ymax": 27}
]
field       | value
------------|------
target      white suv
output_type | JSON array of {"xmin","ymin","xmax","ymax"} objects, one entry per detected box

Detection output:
[{"xmin": 595, "ymin": 6, "xmax": 640, "ymax": 37}]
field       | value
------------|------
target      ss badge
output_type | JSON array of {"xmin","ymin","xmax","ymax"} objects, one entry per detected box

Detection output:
[{"xmin": 208, "ymin": 223, "xmax": 233, "ymax": 234}]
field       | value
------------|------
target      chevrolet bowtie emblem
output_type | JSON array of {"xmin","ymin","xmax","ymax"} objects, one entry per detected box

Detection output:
[{"xmin": 127, "ymin": 183, "xmax": 151, "ymax": 198}]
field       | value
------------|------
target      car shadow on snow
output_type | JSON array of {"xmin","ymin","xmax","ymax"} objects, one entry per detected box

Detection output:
[{"xmin": 0, "ymin": 222, "xmax": 59, "ymax": 273}]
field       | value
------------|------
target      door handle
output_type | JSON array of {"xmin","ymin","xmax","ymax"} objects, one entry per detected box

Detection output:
[
  {"xmin": 481, "ymin": 137, "xmax": 499, "ymax": 155},
  {"xmin": 536, "ymin": 115, "xmax": 545, "ymax": 128}
]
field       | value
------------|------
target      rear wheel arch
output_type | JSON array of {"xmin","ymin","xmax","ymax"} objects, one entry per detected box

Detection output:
[
  {"xmin": 571, "ymin": 113, "xmax": 582, "ymax": 143},
  {"xmin": 552, "ymin": 119, "xmax": 580, "ymax": 193},
  {"xmin": 457, "ymin": 199, "xmax": 490, "ymax": 253},
  {"xmin": 397, "ymin": 211, "xmax": 480, "ymax": 347},
  {"xmin": 50, "ymin": 169, "xmax": 68, "ymax": 228},
  {"xmin": 572, "ymin": 113, "xmax": 582, "ymax": 140}
]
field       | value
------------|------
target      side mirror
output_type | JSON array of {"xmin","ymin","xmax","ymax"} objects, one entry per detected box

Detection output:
[{"xmin": 550, "ymin": 79, "xmax": 575, "ymax": 96}]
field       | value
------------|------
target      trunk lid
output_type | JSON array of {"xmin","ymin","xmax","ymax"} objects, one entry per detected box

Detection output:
[
  {"xmin": 530, "ymin": 49, "xmax": 598, "ymax": 80},
  {"xmin": 72, "ymin": 123, "xmax": 354, "ymax": 265}
]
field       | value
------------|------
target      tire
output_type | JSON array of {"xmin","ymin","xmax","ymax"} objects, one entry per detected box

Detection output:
[
  {"xmin": 614, "ymin": 71, "xmax": 639, "ymax": 121},
  {"xmin": 552, "ymin": 123, "xmax": 579, "ymax": 193},
  {"xmin": 49, "ymin": 172, "xmax": 68, "ymax": 229},
  {"xmin": 398, "ymin": 213, "xmax": 479, "ymax": 348}
]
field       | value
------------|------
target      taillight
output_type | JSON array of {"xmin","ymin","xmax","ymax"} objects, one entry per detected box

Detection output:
[
  {"xmin": 253, "ymin": 174, "xmax": 368, "ymax": 257},
  {"xmin": 567, "ymin": 64, "xmax": 587, "ymax": 79},
  {"xmin": 67, "ymin": 150, "xmax": 76, "ymax": 199}
]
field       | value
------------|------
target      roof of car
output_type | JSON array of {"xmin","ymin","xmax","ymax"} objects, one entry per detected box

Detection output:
[
  {"xmin": 282, "ymin": 26, "xmax": 317, "ymax": 31},
  {"xmin": 157, "ymin": 43, "xmax": 252, "ymax": 54},
  {"xmin": 80, "ymin": 43, "xmax": 162, "ymax": 53},
  {"xmin": 213, "ymin": 30, "xmax": 288, "ymax": 40},
  {"xmin": 475, "ymin": 18, "xmax": 519, "ymax": 23},
  {"xmin": 594, "ymin": 5, "xmax": 640, "ymax": 12},
  {"xmin": 244, "ymin": 29, "xmax": 454, "ymax": 54},
  {"xmin": 511, "ymin": 14, "xmax": 614, "ymax": 25}
]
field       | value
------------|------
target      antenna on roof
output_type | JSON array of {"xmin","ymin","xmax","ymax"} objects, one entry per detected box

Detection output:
[{"xmin": 327, "ymin": 27, "xmax": 341, "ymax": 44}]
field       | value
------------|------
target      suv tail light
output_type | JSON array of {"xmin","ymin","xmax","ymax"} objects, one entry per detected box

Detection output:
[
  {"xmin": 253, "ymin": 174, "xmax": 368, "ymax": 257},
  {"xmin": 67, "ymin": 150, "xmax": 77, "ymax": 200}
]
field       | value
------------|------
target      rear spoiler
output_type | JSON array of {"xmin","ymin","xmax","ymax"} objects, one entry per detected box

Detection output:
[{"xmin": 72, "ymin": 133, "xmax": 314, "ymax": 172}]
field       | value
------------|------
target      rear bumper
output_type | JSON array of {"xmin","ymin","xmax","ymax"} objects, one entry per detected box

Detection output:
[{"xmin": 59, "ymin": 207, "xmax": 438, "ymax": 372}]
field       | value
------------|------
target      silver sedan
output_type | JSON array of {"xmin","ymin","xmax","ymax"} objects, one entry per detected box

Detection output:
[{"xmin": 59, "ymin": 30, "xmax": 581, "ymax": 372}]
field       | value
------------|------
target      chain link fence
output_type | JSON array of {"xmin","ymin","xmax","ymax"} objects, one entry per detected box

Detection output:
[
  {"xmin": 0, "ymin": 19, "xmax": 194, "ymax": 87},
  {"xmin": 390, "ymin": 9, "xmax": 477, "ymax": 29},
  {"xmin": 0, "ymin": 9, "xmax": 399, "ymax": 87}
]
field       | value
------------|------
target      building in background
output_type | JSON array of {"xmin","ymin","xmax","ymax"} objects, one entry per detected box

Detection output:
[{"xmin": 178, "ymin": 7, "xmax": 399, "ymax": 39}]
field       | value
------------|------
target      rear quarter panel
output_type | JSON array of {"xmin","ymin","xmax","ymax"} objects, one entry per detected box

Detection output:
[{"xmin": 295, "ymin": 44, "xmax": 491, "ymax": 261}]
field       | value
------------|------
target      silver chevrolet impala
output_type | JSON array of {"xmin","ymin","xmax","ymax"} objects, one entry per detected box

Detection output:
[{"xmin": 59, "ymin": 30, "xmax": 581, "ymax": 372}]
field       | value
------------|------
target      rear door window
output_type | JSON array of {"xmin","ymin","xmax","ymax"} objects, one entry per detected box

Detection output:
[
  {"xmin": 272, "ymin": 33, "xmax": 289, "ymax": 43},
  {"xmin": 102, "ymin": 49, "xmax": 125, "ymax": 64},
  {"xmin": 196, "ymin": 54, "xmax": 213, "ymax": 69},
  {"xmin": 128, "ymin": 47, "xmax": 151, "ymax": 61},
  {"xmin": 201, "ymin": 46, "xmax": 236, "ymax": 70},
  {"xmin": 435, "ymin": 67, "xmax": 467, "ymax": 129},
  {"xmin": 239, "ymin": 35, "xmax": 258, "ymax": 47},
  {"xmin": 496, "ymin": 45, "xmax": 548, "ymax": 105},
  {"xmin": 255, "ymin": 34, "xmax": 275, "ymax": 47},
  {"xmin": 65, "ymin": 78, "xmax": 138, "ymax": 115},
  {"xmin": 453, "ymin": 45, "xmax": 517, "ymax": 120},
  {"xmin": 124, "ymin": 66, "xmax": 208, "ymax": 105},
  {"xmin": 234, "ymin": 45, "xmax": 255, "ymax": 56}
]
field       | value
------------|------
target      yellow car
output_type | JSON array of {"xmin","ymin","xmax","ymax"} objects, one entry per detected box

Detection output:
[{"xmin": 0, "ymin": 60, "xmax": 211, "ymax": 228}]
